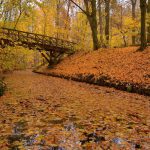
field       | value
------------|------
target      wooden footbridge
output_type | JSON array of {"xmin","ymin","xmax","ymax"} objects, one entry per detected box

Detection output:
[{"xmin": 0, "ymin": 27, "xmax": 76, "ymax": 65}]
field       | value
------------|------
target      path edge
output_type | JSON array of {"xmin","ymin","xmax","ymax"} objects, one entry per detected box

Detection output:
[{"xmin": 33, "ymin": 70, "xmax": 150, "ymax": 97}]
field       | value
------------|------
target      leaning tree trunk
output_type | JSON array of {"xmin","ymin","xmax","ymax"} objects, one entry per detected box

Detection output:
[
  {"xmin": 140, "ymin": 0, "xmax": 147, "ymax": 50},
  {"xmin": 147, "ymin": 0, "xmax": 150, "ymax": 43},
  {"xmin": 104, "ymin": 0, "xmax": 110, "ymax": 47}
]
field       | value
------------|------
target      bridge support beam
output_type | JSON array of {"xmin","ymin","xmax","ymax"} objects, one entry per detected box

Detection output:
[
  {"xmin": 40, "ymin": 51, "xmax": 60, "ymax": 66},
  {"xmin": 40, "ymin": 51, "xmax": 51, "ymax": 65}
]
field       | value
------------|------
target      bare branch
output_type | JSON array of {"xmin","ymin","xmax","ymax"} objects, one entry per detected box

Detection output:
[{"xmin": 68, "ymin": 0, "xmax": 88, "ymax": 15}]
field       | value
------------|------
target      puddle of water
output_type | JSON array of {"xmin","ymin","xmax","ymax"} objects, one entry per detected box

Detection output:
[
  {"xmin": 7, "ymin": 120, "xmax": 80, "ymax": 150},
  {"xmin": 80, "ymin": 132, "xmax": 105, "ymax": 146},
  {"xmin": 6, "ymin": 119, "xmax": 142, "ymax": 150}
]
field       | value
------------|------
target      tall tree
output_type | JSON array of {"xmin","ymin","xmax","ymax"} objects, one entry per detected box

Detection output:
[
  {"xmin": 56, "ymin": 0, "xmax": 61, "ymax": 38},
  {"xmin": 69, "ymin": 0, "xmax": 100, "ymax": 50},
  {"xmin": 104, "ymin": 0, "xmax": 110, "ymax": 46},
  {"xmin": 130, "ymin": 0, "xmax": 137, "ymax": 45},
  {"xmin": 140, "ymin": 0, "xmax": 147, "ymax": 50},
  {"xmin": 98, "ymin": 0, "xmax": 103, "ymax": 47}
]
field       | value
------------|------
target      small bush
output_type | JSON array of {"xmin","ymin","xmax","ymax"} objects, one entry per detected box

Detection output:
[
  {"xmin": 126, "ymin": 84, "xmax": 132, "ymax": 92},
  {"xmin": 0, "ymin": 79, "xmax": 6, "ymax": 96}
]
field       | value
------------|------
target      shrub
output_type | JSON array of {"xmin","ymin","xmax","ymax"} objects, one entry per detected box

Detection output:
[
  {"xmin": 0, "ymin": 78, "xmax": 6, "ymax": 96},
  {"xmin": 126, "ymin": 84, "xmax": 132, "ymax": 92}
]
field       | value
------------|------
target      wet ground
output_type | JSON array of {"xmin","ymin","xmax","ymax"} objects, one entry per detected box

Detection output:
[{"xmin": 0, "ymin": 70, "xmax": 149, "ymax": 150}]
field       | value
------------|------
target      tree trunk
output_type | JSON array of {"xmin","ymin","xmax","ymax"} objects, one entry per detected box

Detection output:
[
  {"xmin": 131, "ymin": 0, "xmax": 136, "ymax": 45},
  {"xmin": 90, "ymin": 0, "xmax": 99, "ymax": 50},
  {"xmin": 14, "ymin": 13, "xmax": 22, "ymax": 29},
  {"xmin": 98, "ymin": 0, "xmax": 103, "ymax": 47},
  {"xmin": 140, "ymin": 0, "xmax": 147, "ymax": 50},
  {"xmin": 84, "ymin": 0, "xmax": 99, "ymax": 50},
  {"xmin": 147, "ymin": 0, "xmax": 150, "ymax": 43},
  {"xmin": 104, "ymin": 0, "xmax": 110, "ymax": 46},
  {"xmin": 88, "ymin": 16, "xmax": 99, "ymax": 50},
  {"xmin": 70, "ymin": 0, "xmax": 100, "ymax": 50},
  {"xmin": 56, "ymin": 0, "xmax": 61, "ymax": 38},
  {"xmin": 65, "ymin": 0, "xmax": 71, "ymax": 39}
]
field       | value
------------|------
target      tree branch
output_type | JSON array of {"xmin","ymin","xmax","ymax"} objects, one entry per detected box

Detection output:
[{"xmin": 68, "ymin": 0, "xmax": 88, "ymax": 15}]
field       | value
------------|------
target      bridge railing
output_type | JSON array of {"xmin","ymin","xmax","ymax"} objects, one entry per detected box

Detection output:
[{"xmin": 0, "ymin": 27, "xmax": 76, "ymax": 51}]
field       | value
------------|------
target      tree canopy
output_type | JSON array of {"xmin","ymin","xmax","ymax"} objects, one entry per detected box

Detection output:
[{"xmin": 0, "ymin": 0, "xmax": 149, "ymax": 50}]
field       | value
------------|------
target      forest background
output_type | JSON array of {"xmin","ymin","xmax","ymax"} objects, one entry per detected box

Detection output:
[{"xmin": 0, "ymin": 0, "xmax": 150, "ymax": 71}]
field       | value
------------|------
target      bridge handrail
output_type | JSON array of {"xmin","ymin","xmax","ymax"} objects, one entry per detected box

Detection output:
[{"xmin": 0, "ymin": 27, "xmax": 76, "ymax": 45}]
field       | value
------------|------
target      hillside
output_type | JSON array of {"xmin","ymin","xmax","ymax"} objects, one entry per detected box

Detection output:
[{"xmin": 36, "ymin": 47, "xmax": 150, "ymax": 96}]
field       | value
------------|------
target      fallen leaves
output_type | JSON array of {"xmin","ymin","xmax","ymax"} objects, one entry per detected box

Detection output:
[
  {"xmin": 37, "ymin": 47, "xmax": 150, "ymax": 95},
  {"xmin": 0, "ymin": 70, "xmax": 149, "ymax": 149}
]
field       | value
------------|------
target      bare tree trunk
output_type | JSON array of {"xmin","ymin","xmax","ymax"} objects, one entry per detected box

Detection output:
[
  {"xmin": 98, "ymin": 0, "xmax": 103, "ymax": 47},
  {"xmin": 84, "ymin": 0, "xmax": 99, "ymax": 50},
  {"xmin": 140, "ymin": 0, "xmax": 147, "ymax": 50},
  {"xmin": 67, "ymin": 0, "xmax": 71, "ymax": 18},
  {"xmin": 104, "ymin": 0, "xmax": 110, "ymax": 47},
  {"xmin": 56, "ymin": 0, "xmax": 61, "ymax": 38},
  {"xmin": 89, "ymin": 0, "xmax": 99, "ymax": 50},
  {"xmin": 120, "ymin": 5, "xmax": 127, "ymax": 47},
  {"xmin": 88, "ymin": 16, "xmax": 99, "ymax": 50},
  {"xmin": 131, "ymin": 0, "xmax": 136, "ymax": 45},
  {"xmin": 65, "ymin": 0, "xmax": 71, "ymax": 39}
]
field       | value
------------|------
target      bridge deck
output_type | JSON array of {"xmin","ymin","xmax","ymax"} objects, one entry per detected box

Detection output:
[{"xmin": 0, "ymin": 28, "xmax": 76, "ymax": 52}]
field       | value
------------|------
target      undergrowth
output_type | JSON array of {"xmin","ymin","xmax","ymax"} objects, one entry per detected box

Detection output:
[{"xmin": 0, "ymin": 77, "xmax": 6, "ymax": 96}]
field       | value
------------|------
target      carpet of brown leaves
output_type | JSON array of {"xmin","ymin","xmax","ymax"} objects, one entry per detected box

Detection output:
[
  {"xmin": 38, "ymin": 47, "xmax": 150, "ymax": 95},
  {"xmin": 0, "ymin": 70, "xmax": 149, "ymax": 149}
]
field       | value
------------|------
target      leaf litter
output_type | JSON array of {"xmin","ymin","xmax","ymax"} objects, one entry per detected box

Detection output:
[
  {"xmin": 0, "ymin": 70, "xmax": 149, "ymax": 149},
  {"xmin": 36, "ymin": 47, "xmax": 150, "ymax": 95}
]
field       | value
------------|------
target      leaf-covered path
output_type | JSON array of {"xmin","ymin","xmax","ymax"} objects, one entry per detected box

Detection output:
[{"xmin": 0, "ymin": 70, "xmax": 150, "ymax": 150}]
